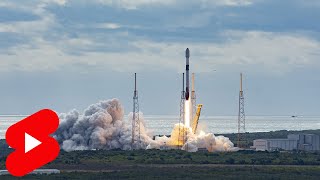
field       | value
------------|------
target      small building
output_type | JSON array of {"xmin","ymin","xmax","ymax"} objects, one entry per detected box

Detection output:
[
  {"xmin": 0, "ymin": 169, "xmax": 60, "ymax": 176},
  {"xmin": 251, "ymin": 134, "xmax": 320, "ymax": 151},
  {"xmin": 252, "ymin": 139, "xmax": 297, "ymax": 151}
]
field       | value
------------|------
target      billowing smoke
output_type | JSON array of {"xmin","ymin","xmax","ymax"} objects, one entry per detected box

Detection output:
[
  {"xmin": 54, "ymin": 99, "xmax": 132, "ymax": 151},
  {"xmin": 54, "ymin": 99, "xmax": 237, "ymax": 152}
]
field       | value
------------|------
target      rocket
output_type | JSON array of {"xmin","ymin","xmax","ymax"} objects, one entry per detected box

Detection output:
[{"xmin": 185, "ymin": 48, "xmax": 190, "ymax": 100}]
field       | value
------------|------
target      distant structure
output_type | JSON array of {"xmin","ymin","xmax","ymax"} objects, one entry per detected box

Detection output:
[
  {"xmin": 237, "ymin": 73, "xmax": 246, "ymax": 148},
  {"xmin": 252, "ymin": 134, "xmax": 320, "ymax": 151},
  {"xmin": 0, "ymin": 169, "xmax": 60, "ymax": 176},
  {"xmin": 191, "ymin": 73, "xmax": 196, "ymax": 121},
  {"xmin": 178, "ymin": 73, "xmax": 186, "ymax": 148},
  {"xmin": 131, "ymin": 73, "xmax": 141, "ymax": 149}
]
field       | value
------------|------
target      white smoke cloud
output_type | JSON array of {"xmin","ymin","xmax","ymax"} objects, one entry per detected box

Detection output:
[
  {"xmin": 54, "ymin": 99, "xmax": 132, "ymax": 151},
  {"xmin": 147, "ymin": 123, "xmax": 238, "ymax": 152},
  {"xmin": 55, "ymin": 99, "xmax": 237, "ymax": 152}
]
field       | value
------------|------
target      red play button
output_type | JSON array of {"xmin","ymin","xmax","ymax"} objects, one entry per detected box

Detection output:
[
  {"xmin": 25, "ymin": 133, "xmax": 42, "ymax": 153},
  {"xmin": 6, "ymin": 109, "xmax": 60, "ymax": 177}
]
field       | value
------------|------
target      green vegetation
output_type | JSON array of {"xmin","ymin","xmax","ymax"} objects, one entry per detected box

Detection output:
[
  {"xmin": 1, "ymin": 166, "xmax": 320, "ymax": 179},
  {"xmin": 41, "ymin": 149, "xmax": 320, "ymax": 168},
  {"xmin": 0, "ymin": 130, "xmax": 319, "ymax": 179}
]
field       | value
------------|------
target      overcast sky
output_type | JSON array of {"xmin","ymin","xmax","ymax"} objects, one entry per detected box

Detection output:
[{"xmin": 0, "ymin": 0, "xmax": 320, "ymax": 116}]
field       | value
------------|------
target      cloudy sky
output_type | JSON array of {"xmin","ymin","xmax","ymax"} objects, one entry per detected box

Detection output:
[{"xmin": 0, "ymin": 0, "xmax": 320, "ymax": 116}]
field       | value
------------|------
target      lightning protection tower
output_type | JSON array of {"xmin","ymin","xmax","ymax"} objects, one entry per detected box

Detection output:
[
  {"xmin": 132, "ymin": 73, "xmax": 141, "ymax": 149},
  {"xmin": 237, "ymin": 73, "xmax": 246, "ymax": 148}
]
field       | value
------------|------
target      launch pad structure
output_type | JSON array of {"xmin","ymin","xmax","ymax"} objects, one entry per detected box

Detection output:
[
  {"xmin": 177, "ymin": 48, "xmax": 203, "ymax": 149},
  {"xmin": 132, "ymin": 49, "xmax": 203, "ymax": 151},
  {"xmin": 178, "ymin": 73, "xmax": 186, "ymax": 148},
  {"xmin": 129, "ymin": 48, "xmax": 245, "ymax": 151}
]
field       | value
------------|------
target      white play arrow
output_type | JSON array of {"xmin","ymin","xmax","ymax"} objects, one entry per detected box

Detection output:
[{"xmin": 25, "ymin": 133, "xmax": 42, "ymax": 153}]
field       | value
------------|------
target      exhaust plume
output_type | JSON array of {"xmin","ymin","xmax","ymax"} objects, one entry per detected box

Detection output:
[{"xmin": 148, "ymin": 123, "xmax": 237, "ymax": 152}]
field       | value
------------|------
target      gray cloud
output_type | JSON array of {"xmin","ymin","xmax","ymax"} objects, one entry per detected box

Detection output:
[
  {"xmin": 0, "ymin": 30, "xmax": 319, "ymax": 73},
  {"xmin": 0, "ymin": 0, "xmax": 319, "ymax": 74}
]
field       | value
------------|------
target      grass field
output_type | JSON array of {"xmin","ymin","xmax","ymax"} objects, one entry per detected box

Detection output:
[{"xmin": 1, "ymin": 165, "xmax": 320, "ymax": 179}]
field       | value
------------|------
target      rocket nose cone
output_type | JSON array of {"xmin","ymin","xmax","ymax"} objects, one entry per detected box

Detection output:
[{"xmin": 186, "ymin": 48, "xmax": 190, "ymax": 58}]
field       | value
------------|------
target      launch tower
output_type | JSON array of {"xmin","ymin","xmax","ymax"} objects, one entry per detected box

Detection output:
[{"xmin": 178, "ymin": 73, "xmax": 186, "ymax": 148}]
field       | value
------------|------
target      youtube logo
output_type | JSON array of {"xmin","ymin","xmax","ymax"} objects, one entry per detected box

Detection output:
[
  {"xmin": 5, "ymin": 109, "xmax": 60, "ymax": 177},
  {"xmin": 25, "ymin": 133, "xmax": 42, "ymax": 153}
]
